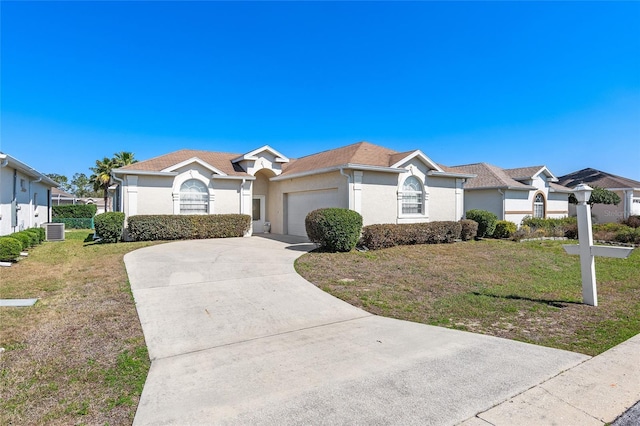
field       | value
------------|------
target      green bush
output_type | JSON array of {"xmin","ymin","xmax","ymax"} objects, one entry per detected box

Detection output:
[
  {"xmin": 52, "ymin": 217, "xmax": 94, "ymax": 229},
  {"xmin": 127, "ymin": 214, "xmax": 251, "ymax": 241},
  {"xmin": 493, "ymin": 220, "xmax": 517, "ymax": 239},
  {"xmin": 459, "ymin": 219, "xmax": 478, "ymax": 241},
  {"xmin": 8, "ymin": 232, "xmax": 30, "ymax": 251},
  {"xmin": 0, "ymin": 237, "xmax": 22, "ymax": 262},
  {"xmin": 23, "ymin": 229, "xmax": 42, "ymax": 244},
  {"xmin": 94, "ymin": 212, "xmax": 125, "ymax": 243},
  {"xmin": 465, "ymin": 210, "xmax": 498, "ymax": 238},
  {"xmin": 305, "ymin": 208, "xmax": 363, "ymax": 252},
  {"xmin": 14, "ymin": 231, "xmax": 37, "ymax": 248},
  {"xmin": 361, "ymin": 221, "xmax": 462, "ymax": 250},
  {"xmin": 33, "ymin": 227, "xmax": 46, "ymax": 242},
  {"xmin": 52, "ymin": 204, "xmax": 97, "ymax": 218}
]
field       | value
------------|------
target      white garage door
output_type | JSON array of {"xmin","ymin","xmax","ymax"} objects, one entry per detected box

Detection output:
[{"xmin": 286, "ymin": 189, "xmax": 341, "ymax": 237}]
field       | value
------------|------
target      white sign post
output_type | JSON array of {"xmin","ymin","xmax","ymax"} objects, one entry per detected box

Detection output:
[{"xmin": 563, "ymin": 184, "xmax": 634, "ymax": 306}]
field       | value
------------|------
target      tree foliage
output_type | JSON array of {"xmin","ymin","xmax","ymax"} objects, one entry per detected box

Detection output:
[
  {"xmin": 46, "ymin": 173, "xmax": 72, "ymax": 192},
  {"xmin": 71, "ymin": 173, "xmax": 97, "ymax": 197},
  {"xmin": 89, "ymin": 152, "xmax": 138, "ymax": 212},
  {"xmin": 569, "ymin": 186, "xmax": 621, "ymax": 206}
]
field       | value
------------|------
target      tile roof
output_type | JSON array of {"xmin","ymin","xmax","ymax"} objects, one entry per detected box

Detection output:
[
  {"xmin": 280, "ymin": 141, "xmax": 400, "ymax": 176},
  {"xmin": 557, "ymin": 168, "xmax": 640, "ymax": 189},
  {"xmin": 446, "ymin": 163, "xmax": 532, "ymax": 190},
  {"xmin": 117, "ymin": 149, "xmax": 249, "ymax": 176}
]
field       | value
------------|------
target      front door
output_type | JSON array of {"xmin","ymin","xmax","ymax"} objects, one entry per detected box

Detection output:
[{"xmin": 252, "ymin": 195, "xmax": 266, "ymax": 233}]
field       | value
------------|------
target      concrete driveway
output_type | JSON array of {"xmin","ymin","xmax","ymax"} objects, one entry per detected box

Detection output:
[{"xmin": 125, "ymin": 236, "xmax": 589, "ymax": 425}]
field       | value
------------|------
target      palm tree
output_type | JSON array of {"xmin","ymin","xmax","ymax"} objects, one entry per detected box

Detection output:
[
  {"xmin": 113, "ymin": 151, "xmax": 138, "ymax": 168},
  {"xmin": 90, "ymin": 157, "xmax": 115, "ymax": 212}
]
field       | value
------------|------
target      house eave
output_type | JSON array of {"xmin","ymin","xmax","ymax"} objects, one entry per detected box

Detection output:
[
  {"xmin": 211, "ymin": 175, "xmax": 255, "ymax": 181},
  {"xmin": 465, "ymin": 185, "xmax": 535, "ymax": 191},
  {"xmin": 271, "ymin": 163, "xmax": 406, "ymax": 181},
  {"xmin": 427, "ymin": 171, "xmax": 476, "ymax": 179},
  {"xmin": 0, "ymin": 153, "xmax": 59, "ymax": 187},
  {"xmin": 112, "ymin": 169, "xmax": 179, "ymax": 177}
]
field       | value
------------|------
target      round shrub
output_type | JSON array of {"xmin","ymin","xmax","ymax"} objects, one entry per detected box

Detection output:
[
  {"xmin": 94, "ymin": 212, "xmax": 125, "ymax": 243},
  {"xmin": 493, "ymin": 220, "xmax": 517, "ymax": 239},
  {"xmin": 465, "ymin": 209, "xmax": 498, "ymax": 238},
  {"xmin": 0, "ymin": 237, "xmax": 22, "ymax": 262},
  {"xmin": 305, "ymin": 208, "xmax": 363, "ymax": 252},
  {"xmin": 9, "ymin": 232, "xmax": 30, "ymax": 250},
  {"xmin": 33, "ymin": 227, "xmax": 46, "ymax": 242}
]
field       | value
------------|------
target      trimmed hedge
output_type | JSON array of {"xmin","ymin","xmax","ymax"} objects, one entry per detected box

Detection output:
[
  {"xmin": 361, "ymin": 221, "xmax": 462, "ymax": 250},
  {"xmin": 459, "ymin": 219, "xmax": 478, "ymax": 241},
  {"xmin": 305, "ymin": 208, "xmax": 363, "ymax": 252},
  {"xmin": 95, "ymin": 212, "xmax": 125, "ymax": 243},
  {"xmin": 0, "ymin": 237, "xmax": 22, "ymax": 262},
  {"xmin": 33, "ymin": 227, "xmax": 46, "ymax": 242},
  {"xmin": 127, "ymin": 214, "xmax": 252, "ymax": 241},
  {"xmin": 465, "ymin": 209, "xmax": 498, "ymax": 238},
  {"xmin": 53, "ymin": 217, "xmax": 94, "ymax": 229},
  {"xmin": 11, "ymin": 231, "xmax": 36, "ymax": 249},
  {"xmin": 52, "ymin": 204, "xmax": 97, "ymax": 218},
  {"xmin": 493, "ymin": 220, "xmax": 517, "ymax": 239},
  {"xmin": 24, "ymin": 229, "xmax": 42, "ymax": 244}
]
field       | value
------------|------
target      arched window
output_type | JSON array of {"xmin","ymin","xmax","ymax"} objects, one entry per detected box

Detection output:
[
  {"xmin": 180, "ymin": 179, "xmax": 208, "ymax": 214},
  {"xmin": 533, "ymin": 193, "xmax": 545, "ymax": 218},
  {"xmin": 402, "ymin": 176, "xmax": 423, "ymax": 214}
]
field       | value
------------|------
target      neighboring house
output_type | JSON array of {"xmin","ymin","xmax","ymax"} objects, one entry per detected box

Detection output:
[
  {"xmin": 52, "ymin": 188, "xmax": 106, "ymax": 214},
  {"xmin": 0, "ymin": 153, "xmax": 58, "ymax": 236},
  {"xmin": 557, "ymin": 168, "xmax": 640, "ymax": 223},
  {"xmin": 112, "ymin": 141, "xmax": 474, "ymax": 237},
  {"xmin": 446, "ymin": 163, "xmax": 571, "ymax": 225}
]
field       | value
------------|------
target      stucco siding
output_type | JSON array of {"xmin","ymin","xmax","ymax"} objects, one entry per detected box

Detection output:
[
  {"xmin": 213, "ymin": 179, "xmax": 242, "ymax": 214},
  {"xmin": 134, "ymin": 176, "xmax": 175, "ymax": 215},
  {"xmin": 426, "ymin": 176, "xmax": 459, "ymax": 222},
  {"xmin": 0, "ymin": 166, "xmax": 52, "ymax": 235},
  {"xmin": 464, "ymin": 189, "xmax": 503, "ymax": 219},
  {"xmin": 360, "ymin": 171, "xmax": 398, "ymax": 226}
]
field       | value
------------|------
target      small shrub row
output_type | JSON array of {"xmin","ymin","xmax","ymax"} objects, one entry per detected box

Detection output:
[
  {"xmin": 95, "ymin": 212, "xmax": 126, "ymax": 243},
  {"xmin": 305, "ymin": 208, "xmax": 363, "ymax": 252},
  {"xmin": 0, "ymin": 227, "xmax": 46, "ymax": 261},
  {"xmin": 52, "ymin": 217, "xmax": 94, "ymax": 229},
  {"xmin": 593, "ymin": 223, "xmax": 640, "ymax": 245},
  {"xmin": 361, "ymin": 221, "xmax": 463, "ymax": 250},
  {"xmin": 515, "ymin": 216, "xmax": 578, "ymax": 240},
  {"xmin": 465, "ymin": 209, "xmax": 498, "ymax": 238},
  {"xmin": 52, "ymin": 204, "xmax": 97, "ymax": 218},
  {"xmin": 127, "ymin": 214, "xmax": 251, "ymax": 242}
]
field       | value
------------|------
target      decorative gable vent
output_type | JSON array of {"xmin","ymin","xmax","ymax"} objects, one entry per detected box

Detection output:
[{"xmin": 44, "ymin": 223, "xmax": 65, "ymax": 241}]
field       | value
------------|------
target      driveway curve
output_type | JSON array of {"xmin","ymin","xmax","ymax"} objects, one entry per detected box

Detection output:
[{"xmin": 126, "ymin": 235, "xmax": 588, "ymax": 425}]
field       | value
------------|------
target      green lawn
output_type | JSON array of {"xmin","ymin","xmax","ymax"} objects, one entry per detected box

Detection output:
[{"xmin": 295, "ymin": 239, "xmax": 640, "ymax": 356}]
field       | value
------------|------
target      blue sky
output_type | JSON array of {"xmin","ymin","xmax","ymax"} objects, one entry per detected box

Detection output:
[{"xmin": 1, "ymin": 1, "xmax": 639, "ymax": 181}]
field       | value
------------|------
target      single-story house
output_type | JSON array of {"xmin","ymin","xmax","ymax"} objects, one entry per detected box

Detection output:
[
  {"xmin": 0, "ymin": 153, "xmax": 58, "ymax": 236},
  {"xmin": 445, "ymin": 163, "xmax": 571, "ymax": 225},
  {"xmin": 557, "ymin": 168, "xmax": 640, "ymax": 223},
  {"xmin": 112, "ymin": 141, "xmax": 475, "ymax": 237}
]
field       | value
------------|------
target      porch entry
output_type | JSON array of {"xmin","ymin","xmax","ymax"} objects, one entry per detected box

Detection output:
[{"xmin": 252, "ymin": 195, "xmax": 267, "ymax": 233}]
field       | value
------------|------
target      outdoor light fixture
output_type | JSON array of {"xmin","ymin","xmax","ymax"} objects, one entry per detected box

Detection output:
[{"xmin": 573, "ymin": 183, "xmax": 593, "ymax": 204}]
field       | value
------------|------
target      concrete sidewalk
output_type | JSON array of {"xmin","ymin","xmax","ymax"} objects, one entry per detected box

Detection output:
[{"xmin": 125, "ymin": 236, "xmax": 637, "ymax": 425}]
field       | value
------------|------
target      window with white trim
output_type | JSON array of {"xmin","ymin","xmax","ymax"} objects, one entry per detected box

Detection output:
[
  {"xmin": 533, "ymin": 193, "xmax": 545, "ymax": 218},
  {"xmin": 180, "ymin": 179, "xmax": 208, "ymax": 214},
  {"xmin": 402, "ymin": 176, "xmax": 423, "ymax": 214}
]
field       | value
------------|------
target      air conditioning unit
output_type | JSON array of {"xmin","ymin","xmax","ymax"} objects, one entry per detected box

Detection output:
[{"xmin": 44, "ymin": 223, "xmax": 65, "ymax": 241}]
